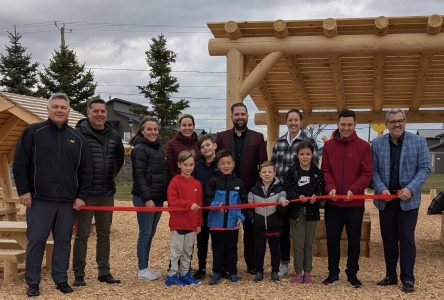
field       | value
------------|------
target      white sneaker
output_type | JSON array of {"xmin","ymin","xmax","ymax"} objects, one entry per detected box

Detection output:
[
  {"xmin": 148, "ymin": 268, "xmax": 162, "ymax": 277},
  {"xmin": 138, "ymin": 268, "xmax": 161, "ymax": 280},
  {"xmin": 278, "ymin": 263, "xmax": 289, "ymax": 278}
]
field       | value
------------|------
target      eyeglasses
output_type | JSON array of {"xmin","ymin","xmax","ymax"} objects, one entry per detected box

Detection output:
[{"xmin": 387, "ymin": 119, "xmax": 405, "ymax": 125}]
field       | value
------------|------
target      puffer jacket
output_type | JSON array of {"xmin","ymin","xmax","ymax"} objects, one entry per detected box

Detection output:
[
  {"xmin": 284, "ymin": 162, "xmax": 325, "ymax": 221},
  {"xmin": 76, "ymin": 119, "xmax": 124, "ymax": 196},
  {"xmin": 131, "ymin": 135, "xmax": 169, "ymax": 205},
  {"xmin": 207, "ymin": 173, "xmax": 246, "ymax": 229},
  {"xmin": 247, "ymin": 178, "xmax": 287, "ymax": 231}
]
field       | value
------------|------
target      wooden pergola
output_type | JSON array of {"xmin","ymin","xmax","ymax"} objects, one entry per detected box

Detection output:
[
  {"xmin": 0, "ymin": 92, "xmax": 84, "ymax": 220},
  {"xmin": 208, "ymin": 15, "xmax": 444, "ymax": 156}
]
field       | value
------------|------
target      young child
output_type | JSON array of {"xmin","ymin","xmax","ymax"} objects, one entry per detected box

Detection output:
[
  {"xmin": 165, "ymin": 150, "xmax": 203, "ymax": 286},
  {"xmin": 284, "ymin": 141, "xmax": 325, "ymax": 284},
  {"xmin": 206, "ymin": 149, "xmax": 246, "ymax": 285},
  {"xmin": 248, "ymin": 161, "xmax": 289, "ymax": 282},
  {"xmin": 192, "ymin": 134, "xmax": 219, "ymax": 280}
]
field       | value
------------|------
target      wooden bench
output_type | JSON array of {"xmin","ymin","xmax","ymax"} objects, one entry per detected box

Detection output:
[
  {"xmin": 0, "ymin": 239, "xmax": 54, "ymax": 270},
  {"xmin": 0, "ymin": 249, "xmax": 25, "ymax": 283}
]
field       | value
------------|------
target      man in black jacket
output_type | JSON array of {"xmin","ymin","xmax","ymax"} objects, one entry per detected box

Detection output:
[
  {"xmin": 13, "ymin": 93, "xmax": 91, "ymax": 297},
  {"xmin": 72, "ymin": 98, "xmax": 124, "ymax": 286}
]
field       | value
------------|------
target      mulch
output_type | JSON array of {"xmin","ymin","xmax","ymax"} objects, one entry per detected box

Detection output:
[{"xmin": 1, "ymin": 195, "xmax": 443, "ymax": 299}]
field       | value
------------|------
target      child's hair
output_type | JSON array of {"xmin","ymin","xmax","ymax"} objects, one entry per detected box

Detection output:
[
  {"xmin": 259, "ymin": 160, "xmax": 275, "ymax": 171},
  {"xmin": 216, "ymin": 149, "xmax": 233, "ymax": 162},
  {"xmin": 295, "ymin": 141, "xmax": 314, "ymax": 154},
  {"xmin": 177, "ymin": 150, "xmax": 196, "ymax": 163},
  {"xmin": 198, "ymin": 134, "xmax": 216, "ymax": 148}
]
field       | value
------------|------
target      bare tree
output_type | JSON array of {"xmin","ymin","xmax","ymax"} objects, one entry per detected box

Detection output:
[{"xmin": 304, "ymin": 124, "xmax": 328, "ymax": 142}]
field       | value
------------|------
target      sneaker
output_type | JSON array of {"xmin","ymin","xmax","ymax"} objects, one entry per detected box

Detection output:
[
  {"xmin": 98, "ymin": 274, "xmax": 121, "ymax": 284},
  {"xmin": 402, "ymin": 281, "xmax": 415, "ymax": 293},
  {"xmin": 290, "ymin": 273, "xmax": 303, "ymax": 284},
  {"xmin": 322, "ymin": 274, "xmax": 339, "ymax": 285},
  {"xmin": 278, "ymin": 263, "xmax": 288, "ymax": 278},
  {"xmin": 180, "ymin": 272, "xmax": 201, "ymax": 286},
  {"xmin": 377, "ymin": 276, "xmax": 398, "ymax": 286},
  {"xmin": 303, "ymin": 272, "xmax": 313, "ymax": 284},
  {"xmin": 254, "ymin": 272, "xmax": 264, "ymax": 282},
  {"xmin": 165, "ymin": 274, "xmax": 186, "ymax": 287},
  {"xmin": 56, "ymin": 282, "xmax": 73, "ymax": 294},
  {"xmin": 271, "ymin": 272, "xmax": 280, "ymax": 282},
  {"xmin": 348, "ymin": 275, "xmax": 362, "ymax": 288},
  {"xmin": 138, "ymin": 268, "xmax": 161, "ymax": 281},
  {"xmin": 73, "ymin": 275, "xmax": 86, "ymax": 286},
  {"xmin": 193, "ymin": 269, "xmax": 206, "ymax": 280},
  {"xmin": 26, "ymin": 284, "xmax": 40, "ymax": 297},
  {"xmin": 148, "ymin": 268, "xmax": 162, "ymax": 277},
  {"xmin": 209, "ymin": 273, "xmax": 221, "ymax": 285},
  {"xmin": 229, "ymin": 274, "xmax": 239, "ymax": 282}
]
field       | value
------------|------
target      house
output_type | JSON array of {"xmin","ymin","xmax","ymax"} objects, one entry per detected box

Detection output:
[
  {"xmin": 417, "ymin": 129, "xmax": 444, "ymax": 173},
  {"xmin": 416, "ymin": 129, "xmax": 444, "ymax": 148},
  {"xmin": 106, "ymin": 98, "xmax": 147, "ymax": 141}
]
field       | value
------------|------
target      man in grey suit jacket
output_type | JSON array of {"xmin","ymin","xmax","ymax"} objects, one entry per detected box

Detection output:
[{"xmin": 371, "ymin": 108, "xmax": 431, "ymax": 293}]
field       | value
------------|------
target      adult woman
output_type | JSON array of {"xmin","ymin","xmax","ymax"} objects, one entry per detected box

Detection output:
[
  {"xmin": 165, "ymin": 114, "xmax": 200, "ymax": 177},
  {"xmin": 271, "ymin": 109, "xmax": 319, "ymax": 278},
  {"xmin": 130, "ymin": 117, "xmax": 169, "ymax": 280}
]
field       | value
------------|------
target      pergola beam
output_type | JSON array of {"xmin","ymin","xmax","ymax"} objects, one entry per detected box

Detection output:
[
  {"xmin": 209, "ymin": 33, "xmax": 444, "ymax": 56},
  {"xmin": 375, "ymin": 16, "xmax": 389, "ymax": 36},
  {"xmin": 274, "ymin": 19, "xmax": 289, "ymax": 39},
  {"xmin": 286, "ymin": 56, "xmax": 311, "ymax": 113},
  {"xmin": 426, "ymin": 14, "xmax": 443, "ymax": 35},
  {"xmin": 226, "ymin": 48, "xmax": 244, "ymax": 129},
  {"xmin": 0, "ymin": 97, "xmax": 15, "ymax": 113},
  {"xmin": 239, "ymin": 51, "xmax": 283, "ymax": 100},
  {"xmin": 329, "ymin": 54, "xmax": 346, "ymax": 111},
  {"xmin": 411, "ymin": 51, "xmax": 434, "ymax": 111},
  {"xmin": 255, "ymin": 110, "xmax": 444, "ymax": 125},
  {"xmin": 373, "ymin": 54, "xmax": 385, "ymax": 112},
  {"xmin": 0, "ymin": 115, "xmax": 21, "ymax": 144},
  {"xmin": 225, "ymin": 21, "xmax": 242, "ymax": 40},
  {"xmin": 323, "ymin": 18, "xmax": 337, "ymax": 38}
]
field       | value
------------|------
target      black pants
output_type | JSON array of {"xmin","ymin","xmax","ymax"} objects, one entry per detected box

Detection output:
[
  {"xmin": 254, "ymin": 232, "xmax": 280, "ymax": 273},
  {"xmin": 243, "ymin": 221, "xmax": 255, "ymax": 269},
  {"xmin": 26, "ymin": 200, "xmax": 75, "ymax": 285},
  {"xmin": 324, "ymin": 205, "xmax": 364, "ymax": 277},
  {"xmin": 379, "ymin": 199, "xmax": 418, "ymax": 284},
  {"xmin": 279, "ymin": 217, "xmax": 291, "ymax": 263},
  {"xmin": 196, "ymin": 211, "xmax": 210, "ymax": 271},
  {"xmin": 211, "ymin": 230, "xmax": 238, "ymax": 275}
]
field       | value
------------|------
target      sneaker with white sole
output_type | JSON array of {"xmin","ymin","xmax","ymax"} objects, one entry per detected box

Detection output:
[
  {"xmin": 148, "ymin": 268, "xmax": 162, "ymax": 277},
  {"xmin": 278, "ymin": 263, "xmax": 288, "ymax": 278},
  {"xmin": 138, "ymin": 268, "xmax": 161, "ymax": 280}
]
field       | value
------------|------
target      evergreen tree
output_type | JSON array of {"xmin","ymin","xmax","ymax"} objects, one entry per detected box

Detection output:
[
  {"xmin": 38, "ymin": 45, "xmax": 97, "ymax": 115},
  {"xmin": 0, "ymin": 30, "xmax": 39, "ymax": 95},
  {"xmin": 138, "ymin": 34, "xmax": 189, "ymax": 139}
]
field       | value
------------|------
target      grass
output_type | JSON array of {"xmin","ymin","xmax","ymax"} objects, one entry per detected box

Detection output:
[{"xmin": 115, "ymin": 180, "xmax": 132, "ymax": 201}]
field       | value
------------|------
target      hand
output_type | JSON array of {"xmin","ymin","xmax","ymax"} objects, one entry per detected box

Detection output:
[
  {"xmin": 344, "ymin": 190, "xmax": 353, "ymax": 202},
  {"xmin": 73, "ymin": 198, "xmax": 85, "ymax": 211},
  {"xmin": 191, "ymin": 203, "xmax": 200, "ymax": 211},
  {"xmin": 281, "ymin": 200, "xmax": 289, "ymax": 207},
  {"xmin": 163, "ymin": 201, "xmax": 168, "ymax": 208},
  {"xmin": 196, "ymin": 227, "xmax": 201, "ymax": 234},
  {"xmin": 329, "ymin": 189, "xmax": 337, "ymax": 201},
  {"xmin": 382, "ymin": 189, "xmax": 391, "ymax": 195},
  {"xmin": 146, "ymin": 200, "xmax": 155, "ymax": 207},
  {"xmin": 219, "ymin": 202, "xmax": 225, "ymax": 214},
  {"xmin": 398, "ymin": 188, "xmax": 412, "ymax": 201},
  {"xmin": 236, "ymin": 220, "xmax": 242, "ymax": 228},
  {"xmin": 300, "ymin": 195, "xmax": 308, "ymax": 203},
  {"xmin": 310, "ymin": 194, "xmax": 317, "ymax": 204},
  {"xmin": 19, "ymin": 192, "xmax": 32, "ymax": 208}
]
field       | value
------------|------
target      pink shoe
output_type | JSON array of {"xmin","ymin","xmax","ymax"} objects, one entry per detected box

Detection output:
[
  {"xmin": 291, "ymin": 273, "xmax": 303, "ymax": 284},
  {"xmin": 303, "ymin": 273, "xmax": 313, "ymax": 284}
]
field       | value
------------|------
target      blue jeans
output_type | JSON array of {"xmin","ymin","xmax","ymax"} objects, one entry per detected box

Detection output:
[{"xmin": 133, "ymin": 196, "xmax": 162, "ymax": 270}]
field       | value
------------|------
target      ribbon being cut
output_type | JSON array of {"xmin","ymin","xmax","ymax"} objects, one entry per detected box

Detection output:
[{"xmin": 79, "ymin": 193, "xmax": 398, "ymax": 212}]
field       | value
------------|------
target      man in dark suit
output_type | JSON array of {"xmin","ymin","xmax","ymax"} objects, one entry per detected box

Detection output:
[{"xmin": 216, "ymin": 102, "xmax": 267, "ymax": 274}]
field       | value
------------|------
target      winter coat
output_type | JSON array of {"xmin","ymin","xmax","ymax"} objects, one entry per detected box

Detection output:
[
  {"xmin": 131, "ymin": 136, "xmax": 169, "ymax": 205},
  {"xmin": 76, "ymin": 119, "xmax": 124, "ymax": 196},
  {"xmin": 247, "ymin": 178, "xmax": 287, "ymax": 231},
  {"xmin": 165, "ymin": 131, "xmax": 200, "ymax": 178},
  {"xmin": 192, "ymin": 156, "xmax": 219, "ymax": 205},
  {"xmin": 284, "ymin": 162, "xmax": 325, "ymax": 221}
]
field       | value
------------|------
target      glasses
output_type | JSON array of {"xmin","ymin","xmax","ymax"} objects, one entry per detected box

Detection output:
[{"xmin": 387, "ymin": 119, "xmax": 405, "ymax": 125}]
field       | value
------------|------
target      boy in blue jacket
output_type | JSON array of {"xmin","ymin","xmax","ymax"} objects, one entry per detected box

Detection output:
[{"xmin": 206, "ymin": 149, "xmax": 246, "ymax": 285}]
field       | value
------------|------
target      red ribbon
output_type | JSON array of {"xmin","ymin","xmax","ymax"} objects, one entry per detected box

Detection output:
[{"xmin": 79, "ymin": 194, "xmax": 397, "ymax": 212}]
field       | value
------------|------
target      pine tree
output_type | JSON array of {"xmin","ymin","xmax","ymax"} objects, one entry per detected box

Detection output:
[
  {"xmin": 0, "ymin": 29, "xmax": 39, "ymax": 95},
  {"xmin": 38, "ymin": 45, "xmax": 97, "ymax": 115},
  {"xmin": 138, "ymin": 34, "xmax": 189, "ymax": 138}
]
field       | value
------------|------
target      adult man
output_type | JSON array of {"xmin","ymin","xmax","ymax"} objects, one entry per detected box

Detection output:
[
  {"xmin": 321, "ymin": 109, "xmax": 372, "ymax": 288},
  {"xmin": 372, "ymin": 109, "xmax": 431, "ymax": 293},
  {"xmin": 72, "ymin": 98, "xmax": 124, "ymax": 286},
  {"xmin": 13, "ymin": 93, "xmax": 91, "ymax": 297},
  {"xmin": 216, "ymin": 102, "xmax": 267, "ymax": 274}
]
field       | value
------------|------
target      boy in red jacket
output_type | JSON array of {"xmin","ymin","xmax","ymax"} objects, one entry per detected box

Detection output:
[{"xmin": 165, "ymin": 150, "xmax": 203, "ymax": 286}]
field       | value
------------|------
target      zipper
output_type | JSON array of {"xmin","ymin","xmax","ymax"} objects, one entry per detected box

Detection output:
[{"xmin": 224, "ymin": 176, "xmax": 229, "ymax": 228}]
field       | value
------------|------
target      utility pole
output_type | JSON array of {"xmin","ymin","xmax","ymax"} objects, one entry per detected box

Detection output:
[{"xmin": 54, "ymin": 22, "xmax": 66, "ymax": 47}]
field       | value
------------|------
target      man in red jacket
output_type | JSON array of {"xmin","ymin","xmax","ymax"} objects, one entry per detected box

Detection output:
[
  {"xmin": 321, "ymin": 109, "xmax": 372, "ymax": 288},
  {"xmin": 216, "ymin": 103, "xmax": 267, "ymax": 274}
]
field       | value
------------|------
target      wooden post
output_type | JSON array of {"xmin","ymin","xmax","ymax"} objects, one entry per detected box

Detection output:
[
  {"xmin": 226, "ymin": 48, "xmax": 244, "ymax": 129},
  {"xmin": 375, "ymin": 16, "xmax": 389, "ymax": 36},
  {"xmin": 323, "ymin": 18, "xmax": 337, "ymax": 38},
  {"xmin": 273, "ymin": 19, "xmax": 288, "ymax": 39},
  {"xmin": 430, "ymin": 188, "xmax": 437, "ymax": 200},
  {"xmin": 225, "ymin": 21, "xmax": 242, "ymax": 40},
  {"xmin": 426, "ymin": 14, "xmax": 443, "ymax": 35},
  {"xmin": 0, "ymin": 154, "xmax": 17, "ymax": 221},
  {"xmin": 265, "ymin": 104, "xmax": 279, "ymax": 159}
]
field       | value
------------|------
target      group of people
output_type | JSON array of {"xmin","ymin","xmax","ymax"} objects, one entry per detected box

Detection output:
[{"xmin": 12, "ymin": 93, "xmax": 431, "ymax": 297}]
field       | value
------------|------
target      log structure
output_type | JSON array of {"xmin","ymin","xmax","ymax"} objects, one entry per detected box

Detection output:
[
  {"xmin": 208, "ymin": 15, "xmax": 444, "ymax": 157},
  {"xmin": 0, "ymin": 92, "xmax": 84, "ymax": 220}
]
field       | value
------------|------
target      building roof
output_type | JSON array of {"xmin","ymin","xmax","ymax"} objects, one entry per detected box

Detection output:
[
  {"xmin": 107, "ymin": 97, "xmax": 148, "ymax": 109},
  {"xmin": 416, "ymin": 129, "xmax": 444, "ymax": 138}
]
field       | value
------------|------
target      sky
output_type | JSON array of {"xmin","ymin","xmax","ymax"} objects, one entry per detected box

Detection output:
[{"xmin": 1, "ymin": 0, "xmax": 444, "ymax": 141}]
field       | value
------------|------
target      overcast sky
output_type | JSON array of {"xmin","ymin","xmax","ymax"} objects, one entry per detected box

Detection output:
[{"xmin": 1, "ymin": 0, "xmax": 443, "ymax": 140}]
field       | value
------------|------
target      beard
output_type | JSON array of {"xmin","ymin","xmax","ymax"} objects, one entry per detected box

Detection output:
[{"xmin": 233, "ymin": 120, "xmax": 247, "ymax": 131}]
